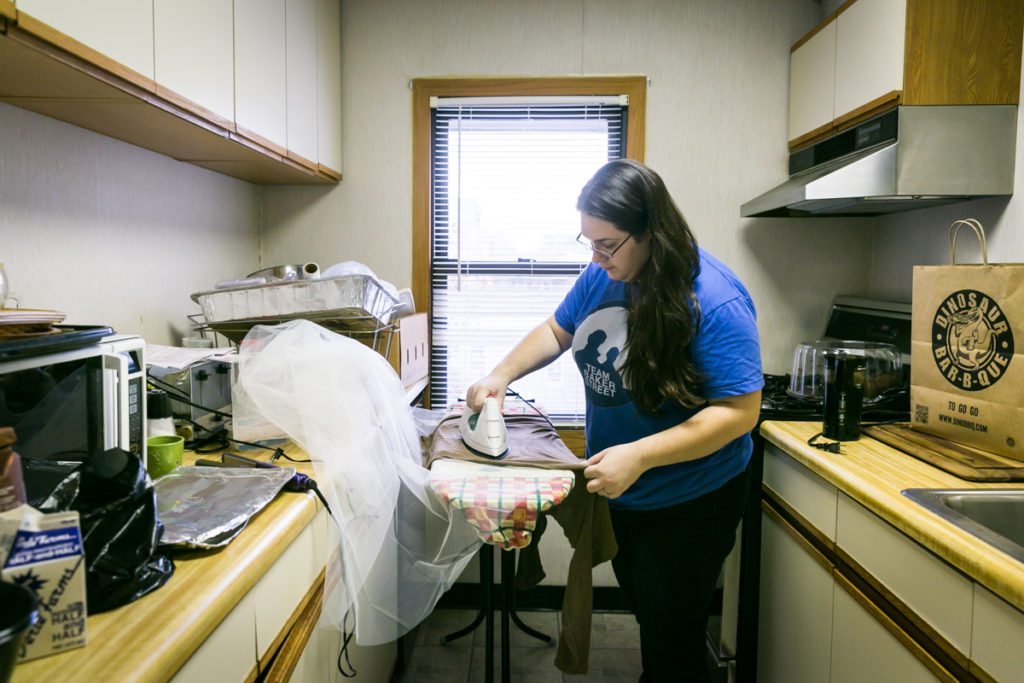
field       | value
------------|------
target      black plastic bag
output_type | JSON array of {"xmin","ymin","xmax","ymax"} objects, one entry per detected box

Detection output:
[{"xmin": 22, "ymin": 448, "xmax": 174, "ymax": 613}]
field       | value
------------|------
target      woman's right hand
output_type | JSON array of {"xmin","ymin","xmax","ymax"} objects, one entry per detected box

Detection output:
[{"xmin": 465, "ymin": 373, "xmax": 509, "ymax": 411}]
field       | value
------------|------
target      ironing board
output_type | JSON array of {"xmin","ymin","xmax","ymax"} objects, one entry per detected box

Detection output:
[
  {"xmin": 429, "ymin": 460, "xmax": 575, "ymax": 548},
  {"xmin": 427, "ymin": 459, "xmax": 576, "ymax": 683}
]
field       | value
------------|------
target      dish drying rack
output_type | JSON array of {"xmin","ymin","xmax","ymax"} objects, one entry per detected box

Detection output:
[{"xmin": 189, "ymin": 274, "xmax": 399, "ymax": 354}]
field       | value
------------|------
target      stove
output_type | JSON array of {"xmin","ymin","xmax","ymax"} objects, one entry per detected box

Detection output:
[
  {"xmin": 760, "ymin": 372, "xmax": 910, "ymax": 424},
  {"xmin": 709, "ymin": 297, "xmax": 912, "ymax": 683}
]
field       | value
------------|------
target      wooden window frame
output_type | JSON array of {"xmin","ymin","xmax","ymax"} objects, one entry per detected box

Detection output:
[
  {"xmin": 410, "ymin": 76, "xmax": 646, "ymax": 420},
  {"xmin": 411, "ymin": 76, "xmax": 647, "ymax": 317}
]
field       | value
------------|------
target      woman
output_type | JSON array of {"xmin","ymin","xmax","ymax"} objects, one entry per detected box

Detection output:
[{"xmin": 466, "ymin": 159, "xmax": 762, "ymax": 682}]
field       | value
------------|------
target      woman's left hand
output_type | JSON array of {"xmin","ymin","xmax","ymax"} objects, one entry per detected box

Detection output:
[{"xmin": 583, "ymin": 443, "xmax": 645, "ymax": 499}]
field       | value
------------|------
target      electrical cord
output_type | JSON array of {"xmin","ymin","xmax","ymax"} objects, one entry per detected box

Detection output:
[
  {"xmin": 146, "ymin": 371, "xmax": 310, "ymax": 461},
  {"xmin": 807, "ymin": 432, "xmax": 842, "ymax": 454},
  {"xmin": 458, "ymin": 385, "xmax": 557, "ymax": 428},
  {"xmin": 147, "ymin": 374, "xmax": 234, "ymax": 419},
  {"xmin": 808, "ymin": 416, "xmax": 908, "ymax": 454},
  {"xmin": 337, "ymin": 609, "xmax": 357, "ymax": 677},
  {"xmin": 504, "ymin": 386, "xmax": 557, "ymax": 429}
]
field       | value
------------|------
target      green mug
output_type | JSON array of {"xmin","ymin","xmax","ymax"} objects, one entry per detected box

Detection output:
[{"xmin": 147, "ymin": 435, "xmax": 184, "ymax": 480}]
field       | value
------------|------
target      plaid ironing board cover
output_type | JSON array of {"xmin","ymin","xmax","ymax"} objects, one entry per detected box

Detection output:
[{"xmin": 429, "ymin": 459, "xmax": 576, "ymax": 549}]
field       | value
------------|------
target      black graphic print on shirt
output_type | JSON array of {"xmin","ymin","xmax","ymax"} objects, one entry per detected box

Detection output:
[{"xmin": 572, "ymin": 303, "xmax": 629, "ymax": 408}]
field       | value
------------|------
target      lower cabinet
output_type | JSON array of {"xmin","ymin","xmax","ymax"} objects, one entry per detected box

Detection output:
[
  {"xmin": 759, "ymin": 443, "xmax": 1024, "ymax": 682},
  {"xmin": 831, "ymin": 575, "xmax": 941, "ymax": 683},
  {"xmin": 759, "ymin": 502, "xmax": 945, "ymax": 682},
  {"xmin": 757, "ymin": 506, "xmax": 834, "ymax": 683},
  {"xmin": 172, "ymin": 505, "xmax": 397, "ymax": 682},
  {"xmin": 971, "ymin": 585, "xmax": 1024, "ymax": 682}
]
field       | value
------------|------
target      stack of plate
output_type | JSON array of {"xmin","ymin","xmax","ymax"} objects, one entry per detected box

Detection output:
[{"xmin": 0, "ymin": 309, "xmax": 67, "ymax": 337}]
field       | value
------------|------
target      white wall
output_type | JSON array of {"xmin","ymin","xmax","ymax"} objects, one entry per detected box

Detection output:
[
  {"xmin": 0, "ymin": 103, "xmax": 260, "ymax": 345},
  {"xmin": 261, "ymin": 0, "xmax": 858, "ymax": 374},
  {"xmin": 865, "ymin": 19, "xmax": 1024, "ymax": 299}
]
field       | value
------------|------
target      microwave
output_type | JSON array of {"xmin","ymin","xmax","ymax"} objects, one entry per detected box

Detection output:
[{"xmin": 0, "ymin": 335, "xmax": 147, "ymax": 468}]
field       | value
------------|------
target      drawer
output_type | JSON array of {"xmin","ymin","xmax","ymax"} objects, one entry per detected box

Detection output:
[
  {"xmin": 763, "ymin": 443, "xmax": 838, "ymax": 541},
  {"xmin": 254, "ymin": 507, "xmax": 324, "ymax": 657},
  {"xmin": 972, "ymin": 584, "xmax": 1024, "ymax": 682},
  {"xmin": 836, "ymin": 493, "xmax": 972, "ymax": 655},
  {"xmin": 172, "ymin": 584, "xmax": 258, "ymax": 682}
]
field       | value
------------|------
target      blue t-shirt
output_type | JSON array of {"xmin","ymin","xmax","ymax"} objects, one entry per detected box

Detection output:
[{"xmin": 554, "ymin": 249, "xmax": 764, "ymax": 510}]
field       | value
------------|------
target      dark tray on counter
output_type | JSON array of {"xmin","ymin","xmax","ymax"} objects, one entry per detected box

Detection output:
[{"xmin": 0, "ymin": 324, "xmax": 115, "ymax": 361}]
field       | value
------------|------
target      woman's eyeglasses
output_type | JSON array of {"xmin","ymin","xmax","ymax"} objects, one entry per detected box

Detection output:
[{"xmin": 576, "ymin": 233, "xmax": 632, "ymax": 259}]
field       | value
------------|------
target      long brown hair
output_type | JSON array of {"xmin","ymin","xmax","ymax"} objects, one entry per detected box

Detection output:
[{"xmin": 577, "ymin": 160, "xmax": 704, "ymax": 412}]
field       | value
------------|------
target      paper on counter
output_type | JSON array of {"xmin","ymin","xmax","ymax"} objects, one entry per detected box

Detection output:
[{"xmin": 146, "ymin": 344, "xmax": 237, "ymax": 370}]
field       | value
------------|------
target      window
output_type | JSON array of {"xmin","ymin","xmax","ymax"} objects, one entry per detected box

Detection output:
[{"xmin": 412, "ymin": 78, "xmax": 646, "ymax": 421}]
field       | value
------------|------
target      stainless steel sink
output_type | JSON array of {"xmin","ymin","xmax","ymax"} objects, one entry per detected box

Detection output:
[{"xmin": 901, "ymin": 489, "xmax": 1024, "ymax": 563}]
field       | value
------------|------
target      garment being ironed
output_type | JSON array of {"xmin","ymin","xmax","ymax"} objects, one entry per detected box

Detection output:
[
  {"xmin": 428, "ymin": 459, "xmax": 575, "ymax": 549},
  {"xmin": 425, "ymin": 411, "xmax": 617, "ymax": 674}
]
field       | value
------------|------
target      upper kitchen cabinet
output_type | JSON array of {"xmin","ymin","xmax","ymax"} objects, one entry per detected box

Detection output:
[
  {"xmin": 235, "ymin": 0, "xmax": 288, "ymax": 154},
  {"xmin": 154, "ymin": 0, "xmax": 235, "ymax": 127},
  {"xmin": 286, "ymin": 0, "xmax": 319, "ymax": 167},
  {"xmin": 317, "ymin": 0, "xmax": 342, "ymax": 177},
  {"xmin": 788, "ymin": 21, "xmax": 837, "ymax": 148},
  {"xmin": 832, "ymin": 0, "xmax": 905, "ymax": 128},
  {"xmin": 14, "ymin": 0, "xmax": 154, "ymax": 88},
  {"xmin": 0, "ymin": 0, "xmax": 342, "ymax": 184},
  {"xmin": 788, "ymin": 0, "xmax": 1024, "ymax": 149}
]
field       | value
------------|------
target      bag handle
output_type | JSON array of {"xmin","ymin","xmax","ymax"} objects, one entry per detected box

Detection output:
[{"xmin": 949, "ymin": 218, "xmax": 989, "ymax": 265}]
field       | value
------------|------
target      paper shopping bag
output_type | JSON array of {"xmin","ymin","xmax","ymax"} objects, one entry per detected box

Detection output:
[{"xmin": 910, "ymin": 219, "xmax": 1024, "ymax": 460}]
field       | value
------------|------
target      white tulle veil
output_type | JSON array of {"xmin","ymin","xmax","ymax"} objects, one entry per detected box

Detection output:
[{"xmin": 233, "ymin": 320, "xmax": 481, "ymax": 644}]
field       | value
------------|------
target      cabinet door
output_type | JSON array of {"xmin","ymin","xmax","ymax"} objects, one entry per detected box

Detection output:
[
  {"xmin": 789, "ymin": 20, "xmax": 836, "ymax": 144},
  {"xmin": 972, "ymin": 585, "xmax": 1024, "ymax": 683},
  {"xmin": 316, "ymin": 0, "xmax": 342, "ymax": 174},
  {"xmin": 757, "ymin": 507, "xmax": 834, "ymax": 683},
  {"xmin": 835, "ymin": 493, "xmax": 972, "ymax": 654},
  {"xmin": 831, "ymin": 576, "xmax": 943, "ymax": 683},
  {"xmin": 234, "ymin": 0, "xmax": 287, "ymax": 151},
  {"xmin": 16, "ymin": 0, "xmax": 154, "ymax": 81},
  {"xmin": 154, "ymin": 0, "xmax": 235, "ymax": 125},
  {"xmin": 287, "ymin": 0, "xmax": 319, "ymax": 165},
  {"xmin": 833, "ymin": 0, "xmax": 906, "ymax": 123},
  {"xmin": 763, "ymin": 443, "xmax": 838, "ymax": 540}
]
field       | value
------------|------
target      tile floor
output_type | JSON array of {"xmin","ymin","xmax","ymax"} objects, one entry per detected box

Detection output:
[{"xmin": 397, "ymin": 608, "xmax": 644, "ymax": 682}]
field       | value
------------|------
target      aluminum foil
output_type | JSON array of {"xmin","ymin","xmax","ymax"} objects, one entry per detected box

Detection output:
[{"xmin": 154, "ymin": 466, "xmax": 295, "ymax": 549}]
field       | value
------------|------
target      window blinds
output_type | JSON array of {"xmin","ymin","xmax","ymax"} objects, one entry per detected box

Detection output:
[{"xmin": 429, "ymin": 98, "xmax": 627, "ymax": 421}]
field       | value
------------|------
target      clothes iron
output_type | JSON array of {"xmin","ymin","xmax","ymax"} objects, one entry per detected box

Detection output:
[{"xmin": 459, "ymin": 397, "xmax": 510, "ymax": 459}]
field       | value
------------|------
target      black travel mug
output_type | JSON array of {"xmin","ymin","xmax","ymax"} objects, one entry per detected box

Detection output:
[{"xmin": 822, "ymin": 350, "xmax": 866, "ymax": 441}]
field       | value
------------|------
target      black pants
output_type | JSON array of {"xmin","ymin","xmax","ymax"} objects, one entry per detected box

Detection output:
[{"xmin": 609, "ymin": 467, "xmax": 750, "ymax": 683}]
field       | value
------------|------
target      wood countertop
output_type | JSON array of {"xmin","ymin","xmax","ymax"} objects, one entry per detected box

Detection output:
[
  {"xmin": 13, "ymin": 447, "xmax": 320, "ymax": 683},
  {"xmin": 761, "ymin": 421, "xmax": 1024, "ymax": 613}
]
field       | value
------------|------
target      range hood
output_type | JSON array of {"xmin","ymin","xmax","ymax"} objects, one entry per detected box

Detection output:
[{"xmin": 741, "ymin": 105, "xmax": 1017, "ymax": 217}]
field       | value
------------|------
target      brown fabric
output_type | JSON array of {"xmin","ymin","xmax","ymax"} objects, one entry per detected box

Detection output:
[
  {"xmin": 516, "ymin": 473, "xmax": 617, "ymax": 674},
  {"xmin": 425, "ymin": 413, "xmax": 617, "ymax": 674},
  {"xmin": 424, "ymin": 412, "xmax": 585, "ymax": 470}
]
